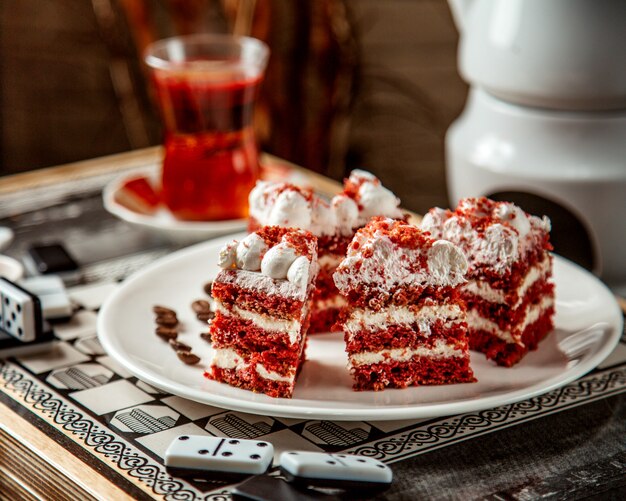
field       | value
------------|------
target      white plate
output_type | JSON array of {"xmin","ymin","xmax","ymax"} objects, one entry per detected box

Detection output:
[
  {"xmin": 103, "ymin": 173, "xmax": 247, "ymax": 244},
  {"xmin": 98, "ymin": 233, "xmax": 623, "ymax": 420}
]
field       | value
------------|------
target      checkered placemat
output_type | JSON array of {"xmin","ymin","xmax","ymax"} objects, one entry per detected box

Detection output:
[{"xmin": 1, "ymin": 281, "xmax": 624, "ymax": 500}]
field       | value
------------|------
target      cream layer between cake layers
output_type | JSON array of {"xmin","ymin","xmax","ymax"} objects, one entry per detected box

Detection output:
[
  {"xmin": 466, "ymin": 295, "xmax": 555, "ymax": 345},
  {"xmin": 212, "ymin": 347, "xmax": 302, "ymax": 383},
  {"xmin": 214, "ymin": 299, "xmax": 305, "ymax": 345},
  {"xmin": 217, "ymin": 269, "xmax": 308, "ymax": 300},
  {"xmin": 462, "ymin": 255, "xmax": 552, "ymax": 306},
  {"xmin": 349, "ymin": 339, "xmax": 465, "ymax": 368},
  {"xmin": 343, "ymin": 304, "xmax": 464, "ymax": 337}
]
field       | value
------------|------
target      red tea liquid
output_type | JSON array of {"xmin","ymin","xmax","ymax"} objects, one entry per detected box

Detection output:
[{"xmin": 153, "ymin": 71, "xmax": 262, "ymax": 221}]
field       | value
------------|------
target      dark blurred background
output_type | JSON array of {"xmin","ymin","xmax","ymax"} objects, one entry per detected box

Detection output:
[{"xmin": 0, "ymin": 0, "xmax": 468, "ymax": 214}]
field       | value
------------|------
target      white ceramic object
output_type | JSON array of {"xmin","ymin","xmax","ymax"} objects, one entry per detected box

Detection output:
[
  {"xmin": 103, "ymin": 173, "xmax": 247, "ymax": 245},
  {"xmin": 449, "ymin": 0, "xmax": 626, "ymax": 110},
  {"xmin": 446, "ymin": 88, "xmax": 626, "ymax": 290},
  {"xmin": 0, "ymin": 255, "xmax": 24, "ymax": 282},
  {"xmin": 97, "ymin": 233, "xmax": 622, "ymax": 421},
  {"xmin": 0, "ymin": 227, "xmax": 14, "ymax": 252}
]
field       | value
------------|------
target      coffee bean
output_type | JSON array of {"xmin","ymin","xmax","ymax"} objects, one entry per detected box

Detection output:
[
  {"xmin": 196, "ymin": 311, "xmax": 215, "ymax": 322},
  {"xmin": 169, "ymin": 339, "xmax": 192, "ymax": 352},
  {"xmin": 156, "ymin": 326, "xmax": 178, "ymax": 341},
  {"xmin": 153, "ymin": 305, "xmax": 176, "ymax": 316},
  {"xmin": 177, "ymin": 351, "xmax": 200, "ymax": 365},
  {"xmin": 200, "ymin": 332, "xmax": 212, "ymax": 343},
  {"xmin": 191, "ymin": 300, "xmax": 211, "ymax": 314},
  {"xmin": 156, "ymin": 314, "xmax": 179, "ymax": 327},
  {"xmin": 203, "ymin": 282, "xmax": 213, "ymax": 295}
]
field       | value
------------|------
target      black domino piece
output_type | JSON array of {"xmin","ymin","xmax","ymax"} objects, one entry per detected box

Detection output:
[
  {"xmin": 165, "ymin": 465, "xmax": 267, "ymax": 483},
  {"xmin": 280, "ymin": 469, "xmax": 392, "ymax": 492},
  {"xmin": 232, "ymin": 476, "xmax": 341, "ymax": 501}
]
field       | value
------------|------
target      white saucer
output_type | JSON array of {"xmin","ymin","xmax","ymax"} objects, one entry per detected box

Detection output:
[
  {"xmin": 103, "ymin": 173, "xmax": 247, "ymax": 244},
  {"xmin": 98, "ymin": 233, "xmax": 623, "ymax": 420}
]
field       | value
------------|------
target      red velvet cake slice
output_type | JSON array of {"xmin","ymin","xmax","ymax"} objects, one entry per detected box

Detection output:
[
  {"xmin": 333, "ymin": 218, "xmax": 475, "ymax": 391},
  {"xmin": 248, "ymin": 170, "xmax": 404, "ymax": 333},
  {"xmin": 421, "ymin": 197, "xmax": 554, "ymax": 367},
  {"xmin": 206, "ymin": 226, "xmax": 318, "ymax": 398}
]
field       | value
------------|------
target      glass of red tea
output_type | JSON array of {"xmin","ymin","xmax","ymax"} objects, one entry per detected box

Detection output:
[{"xmin": 145, "ymin": 34, "xmax": 269, "ymax": 221}]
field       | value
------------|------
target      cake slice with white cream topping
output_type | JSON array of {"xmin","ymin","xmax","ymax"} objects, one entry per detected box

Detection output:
[
  {"xmin": 334, "ymin": 217, "xmax": 475, "ymax": 391},
  {"xmin": 206, "ymin": 226, "xmax": 318, "ymax": 398}
]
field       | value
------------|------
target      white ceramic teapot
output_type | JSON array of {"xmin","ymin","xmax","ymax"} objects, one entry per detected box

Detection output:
[
  {"xmin": 449, "ymin": 0, "xmax": 626, "ymax": 110},
  {"xmin": 446, "ymin": 0, "xmax": 626, "ymax": 292}
]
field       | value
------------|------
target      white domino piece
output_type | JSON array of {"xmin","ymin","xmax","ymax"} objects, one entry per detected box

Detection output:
[
  {"xmin": 279, "ymin": 451, "xmax": 393, "ymax": 489},
  {"xmin": 0, "ymin": 277, "xmax": 43, "ymax": 342},
  {"xmin": 165, "ymin": 435, "xmax": 274, "ymax": 479},
  {"xmin": 19, "ymin": 276, "xmax": 73, "ymax": 319}
]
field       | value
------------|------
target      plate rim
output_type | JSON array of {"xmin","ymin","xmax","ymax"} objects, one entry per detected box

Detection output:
[
  {"xmin": 102, "ymin": 173, "xmax": 247, "ymax": 234},
  {"xmin": 97, "ymin": 234, "xmax": 623, "ymax": 420}
]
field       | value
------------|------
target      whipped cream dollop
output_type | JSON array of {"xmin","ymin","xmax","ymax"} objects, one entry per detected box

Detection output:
[
  {"xmin": 310, "ymin": 201, "xmax": 337, "ymax": 236},
  {"xmin": 420, "ymin": 197, "xmax": 551, "ymax": 274},
  {"xmin": 331, "ymin": 195, "xmax": 359, "ymax": 236},
  {"xmin": 268, "ymin": 190, "xmax": 312, "ymax": 229},
  {"xmin": 248, "ymin": 170, "xmax": 403, "ymax": 236},
  {"xmin": 286, "ymin": 255, "xmax": 310, "ymax": 292},
  {"xmin": 236, "ymin": 233, "xmax": 268, "ymax": 271},
  {"xmin": 420, "ymin": 207, "xmax": 448, "ymax": 239},
  {"xmin": 493, "ymin": 203, "xmax": 531, "ymax": 238},
  {"xmin": 218, "ymin": 240, "xmax": 238, "ymax": 269},
  {"xmin": 357, "ymin": 181, "xmax": 402, "ymax": 223},
  {"xmin": 471, "ymin": 223, "xmax": 519, "ymax": 272},
  {"xmin": 261, "ymin": 242, "xmax": 298, "ymax": 279},
  {"xmin": 334, "ymin": 220, "xmax": 468, "ymax": 295},
  {"xmin": 427, "ymin": 240, "xmax": 468, "ymax": 286},
  {"xmin": 219, "ymin": 233, "xmax": 313, "ymax": 288}
]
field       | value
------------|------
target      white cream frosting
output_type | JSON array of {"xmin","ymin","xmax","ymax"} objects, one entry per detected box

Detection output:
[
  {"xmin": 349, "ymin": 169, "xmax": 377, "ymax": 182},
  {"xmin": 466, "ymin": 295, "xmax": 554, "ymax": 345},
  {"xmin": 310, "ymin": 201, "xmax": 338, "ymax": 236},
  {"xmin": 420, "ymin": 207, "xmax": 448, "ymax": 239},
  {"xmin": 261, "ymin": 242, "xmax": 298, "ymax": 279},
  {"xmin": 255, "ymin": 364, "xmax": 295, "ymax": 383},
  {"xmin": 211, "ymin": 348, "xmax": 295, "ymax": 383},
  {"xmin": 236, "ymin": 233, "xmax": 268, "ymax": 271},
  {"xmin": 268, "ymin": 190, "xmax": 312, "ymax": 229},
  {"xmin": 344, "ymin": 303, "xmax": 464, "ymax": 336},
  {"xmin": 218, "ymin": 240, "xmax": 238, "ymax": 269},
  {"xmin": 211, "ymin": 348, "xmax": 245, "ymax": 370},
  {"xmin": 470, "ymin": 223, "xmax": 519, "ymax": 273},
  {"xmin": 463, "ymin": 255, "xmax": 552, "ymax": 305},
  {"xmin": 356, "ymin": 182, "xmax": 403, "ymax": 225},
  {"xmin": 217, "ymin": 269, "xmax": 308, "ymax": 300},
  {"xmin": 331, "ymin": 195, "xmax": 359, "ymax": 235},
  {"xmin": 334, "ymin": 224, "xmax": 467, "ymax": 294},
  {"xmin": 214, "ymin": 299, "xmax": 303, "ymax": 345},
  {"xmin": 220, "ymin": 232, "xmax": 314, "ymax": 288},
  {"xmin": 493, "ymin": 203, "xmax": 531, "ymax": 238},
  {"xmin": 349, "ymin": 339, "xmax": 464, "ymax": 367},
  {"xmin": 287, "ymin": 256, "xmax": 310, "ymax": 294},
  {"xmin": 421, "ymin": 199, "xmax": 552, "ymax": 275},
  {"xmin": 427, "ymin": 241, "xmax": 468, "ymax": 285},
  {"xmin": 248, "ymin": 170, "xmax": 402, "ymax": 236}
]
